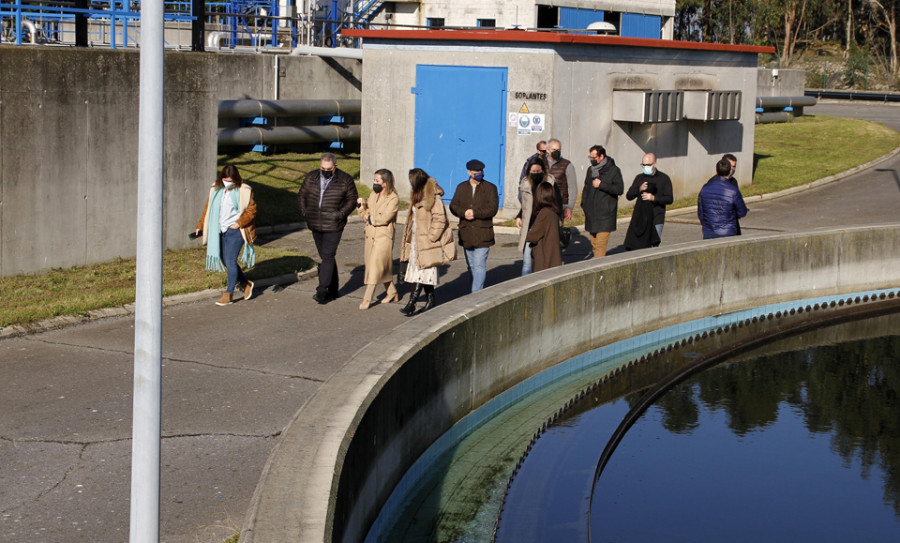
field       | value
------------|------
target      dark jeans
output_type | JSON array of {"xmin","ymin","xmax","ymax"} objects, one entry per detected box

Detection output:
[
  {"xmin": 312, "ymin": 229, "xmax": 343, "ymax": 297},
  {"xmin": 221, "ymin": 228, "xmax": 248, "ymax": 293}
]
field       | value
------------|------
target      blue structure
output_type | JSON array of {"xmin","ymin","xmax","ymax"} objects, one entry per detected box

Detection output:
[
  {"xmin": 0, "ymin": 0, "xmax": 278, "ymax": 48},
  {"xmin": 557, "ymin": 6, "xmax": 662, "ymax": 38},
  {"xmin": 412, "ymin": 65, "xmax": 508, "ymax": 205}
]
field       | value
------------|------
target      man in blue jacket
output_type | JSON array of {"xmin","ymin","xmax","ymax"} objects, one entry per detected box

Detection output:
[{"xmin": 697, "ymin": 158, "xmax": 748, "ymax": 239}]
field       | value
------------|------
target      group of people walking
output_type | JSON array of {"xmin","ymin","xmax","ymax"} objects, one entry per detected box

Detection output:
[
  {"xmin": 195, "ymin": 146, "xmax": 748, "ymax": 312},
  {"xmin": 295, "ymin": 154, "xmax": 493, "ymax": 316}
]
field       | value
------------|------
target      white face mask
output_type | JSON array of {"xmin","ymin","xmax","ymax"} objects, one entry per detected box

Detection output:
[
  {"xmin": 223, "ymin": 180, "xmax": 234, "ymax": 189},
  {"xmin": 642, "ymin": 165, "xmax": 654, "ymax": 176}
]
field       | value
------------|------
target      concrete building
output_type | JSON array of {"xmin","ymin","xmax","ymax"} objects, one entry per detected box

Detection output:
[
  {"xmin": 366, "ymin": 0, "xmax": 675, "ymax": 38},
  {"xmin": 347, "ymin": 28, "xmax": 772, "ymax": 211}
]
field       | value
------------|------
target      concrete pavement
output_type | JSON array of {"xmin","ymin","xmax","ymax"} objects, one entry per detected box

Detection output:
[{"xmin": 1, "ymin": 102, "xmax": 899, "ymax": 542}]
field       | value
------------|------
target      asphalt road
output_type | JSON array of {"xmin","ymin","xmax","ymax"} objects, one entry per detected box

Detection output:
[{"xmin": 0, "ymin": 102, "xmax": 898, "ymax": 543}]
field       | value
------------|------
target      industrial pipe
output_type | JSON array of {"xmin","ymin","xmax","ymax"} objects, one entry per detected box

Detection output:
[
  {"xmin": 218, "ymin": 124, "xmax": 361, "ymax": 146},
  {"xmin": 755, "ymin": 112, "xmax": 792, "ymax": 124},
  {"xmin": 19, "ymin": 18, "xmax": 38, "ymax": 44},
  {"xmin": 206, "ymin": 31, "xmax": 224, "ymax": 48},
  {"xmin": 218, "ymin": 99, "xmax": 361, "ymax": 118},
  {"xmin": 290, "ymin": 45, "xmax": 363, "ymax": 59},
  {"xmin": 755, "ymin": 96, "xmax": 817, "ymax": 108}
]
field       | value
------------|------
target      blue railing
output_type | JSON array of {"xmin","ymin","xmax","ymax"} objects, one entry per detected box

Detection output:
[{"xmin": 0, "ymin": 0, "xmax": 280, "ymax": 49}]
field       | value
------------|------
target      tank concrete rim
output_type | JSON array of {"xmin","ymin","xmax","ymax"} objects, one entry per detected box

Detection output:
[{"xmin": 239, "ymin": 224, "xmax": 900, "ymax": 543}]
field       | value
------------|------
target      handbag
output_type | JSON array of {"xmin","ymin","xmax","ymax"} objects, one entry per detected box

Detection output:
[
  {"xmin": 559, "ymin": 226, "xmax": 572, "ymax": 249},
  {"xmin": 398, "ymin": 260, "xmax": 409, "ymax": 283}
]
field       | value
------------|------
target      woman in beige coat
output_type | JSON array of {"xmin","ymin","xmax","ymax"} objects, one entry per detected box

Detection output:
[
  {"xmin": 399, "ymin": 168, "xmax": 456, "ymax": 316},
  {"xmin": 357, "ymin": 169, "xmax": 400, "ymax": 310}
]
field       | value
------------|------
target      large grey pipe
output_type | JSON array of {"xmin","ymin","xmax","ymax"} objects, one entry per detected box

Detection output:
[
  {"xmin": 290, "ymin": 45, "xmax": 363, "ymax": 59},
  {"xmin": 218, "ymin": 99, "xmax": 361, "ymax": 119},
  {"xmin": 755, "ymin": 96, "xmax": 817, "ymax": 108},
  {"xmin": 218, "ymin": 124, "xmax": 361, "ymax": 146},
  {"xmin": 755, "ymin": 111, "xmax": 792, "ymax": 124}
]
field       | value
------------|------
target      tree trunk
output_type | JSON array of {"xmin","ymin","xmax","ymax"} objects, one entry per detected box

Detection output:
[
  {"xmin": 890, "ymin": 4, "xmax": 898, "ymax": 74},
  {"xmin": 783, "ymin": 2, "xmax": 797, "ymax": 65},
  {"xmin": 846, "ymin": 0, "xmax": 854, "ymax": 51}
]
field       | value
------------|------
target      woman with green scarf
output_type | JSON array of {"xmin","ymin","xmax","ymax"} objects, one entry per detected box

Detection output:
[{"xmin": 195, "ymin": 164, "xmax": 258, "ymax": 306}]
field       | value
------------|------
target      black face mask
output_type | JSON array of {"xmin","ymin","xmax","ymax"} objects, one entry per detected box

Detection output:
[
  {"xmin": 590, "ymin": 158, "xmax": 599, "ymax": 166},
  {"xmin": 322, "ymin": 169, "xmax": 334, "ymax": 179},
  {"xmin": 550, "ymin": 150, "xmax": 561, "ymax": 160},
  {"xmin": 372, "ymin": 183, "xmax": 383, "ymax": 193},
  {"xmin": 530, "ymin": 173, "xmax": 543, "ymax": 184}
]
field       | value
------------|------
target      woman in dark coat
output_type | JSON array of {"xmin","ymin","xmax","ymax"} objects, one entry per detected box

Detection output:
[{"xmin": 524, "ymin": 182, "xmax": 562, "ymax": 272}]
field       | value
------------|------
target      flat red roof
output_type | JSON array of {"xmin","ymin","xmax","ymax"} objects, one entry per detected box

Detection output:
[{"xmin": 343, "ymin": 29, "xmax": 775, "ymax": 54}]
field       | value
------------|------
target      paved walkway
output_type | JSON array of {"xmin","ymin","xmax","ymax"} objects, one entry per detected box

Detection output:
[{"xmin": 1, "ymin": 103, "xmax": 899, "ymax": 543}]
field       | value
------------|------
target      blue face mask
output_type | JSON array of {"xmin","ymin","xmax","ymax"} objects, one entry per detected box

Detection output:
[
  {"xmin": 473, "ymin": 172, "xmax": 484, "ymax": 181},
  {"xmin": 642, "ymin": 165, "xmax": 654, "ymax": 176}
]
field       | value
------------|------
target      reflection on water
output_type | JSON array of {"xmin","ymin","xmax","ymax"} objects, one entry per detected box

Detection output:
[{"xmin": 592, "ymin": 334, "xmax": 900, "ymax": 542}]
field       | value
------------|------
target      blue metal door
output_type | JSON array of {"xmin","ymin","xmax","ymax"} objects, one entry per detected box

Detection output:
[
  {"xmin": 621, "ymin": 13, "xmax": 661, "ymax": 39},
  {"xmin": 412, "ymin": 65, "xmax": 507, "ymax": 206}
]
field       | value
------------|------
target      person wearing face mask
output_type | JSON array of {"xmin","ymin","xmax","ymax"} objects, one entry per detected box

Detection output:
[
  {"xmin": 195, "ymin": 164, "xmax": 257, "ymax": 306},
  {"xmin": 624, "ymin": 152, "xmax": 674, "ymax": 250},
  {"xmin": 297, "ymin": 153, "xmax": 359, "ymax": 304},
  {"xmin": 449, "ymin": 159, "xmax": 499, "ymax": 293},
  {"xmin": 356, "ymin": 169, "xmax": 400, "ymax": 310},
  {"xmin": 546, "ymin": 138, "xmax": 577, "ymax": 223},
  {"xmin": 519, "ymin": 140, "xmax": 549, "ymax": 182},
  {"xmin": 722, "ymin": 153, "xmax": 742, "ymax": 235},
  {"xmin": 515, "ymin": 157, "xmax": 562, "ymax": 275},
  {"xmin": 581, "ymin": 145, "xmax": 624, "ymax": 258}
]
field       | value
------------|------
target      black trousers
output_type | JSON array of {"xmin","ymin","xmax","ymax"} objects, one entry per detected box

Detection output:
[{"xmin": 312, "ymin": 229, "xmax": 343, "ymax": 297}]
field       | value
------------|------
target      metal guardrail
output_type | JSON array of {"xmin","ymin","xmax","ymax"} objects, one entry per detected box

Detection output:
[
  {"xmin": 0, "ymin": 0, "xmax": 280, "ymax": 49},
  {"xmin": 805, "ymin": 89, "xmax": 900, "ymax": 102}
]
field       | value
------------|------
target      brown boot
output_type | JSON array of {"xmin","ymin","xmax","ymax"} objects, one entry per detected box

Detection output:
[
  {"xmin": 242, "ymin": 280, "xmax": 255, "ymax": 301},
  {"xmin": 215, "ymin": 292, "xmax": 233, "ymax": 306}
]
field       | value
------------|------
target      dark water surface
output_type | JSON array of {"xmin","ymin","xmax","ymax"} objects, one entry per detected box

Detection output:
[{"xmin": 591, "ymin": 334, "xmax": 900, "ymax": 542}]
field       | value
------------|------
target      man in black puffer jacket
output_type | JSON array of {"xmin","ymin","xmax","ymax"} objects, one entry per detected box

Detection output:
[
  {"xmin": 298, "ymin": 153, "xmax": 359, "ymax": 304},
  {"xmin": 697, "ymin": 158, "xmax": 748, "ymax": 239},
  {"xmin": 581, "ymin": 145, "xmax": 624, "ymax": 257}
]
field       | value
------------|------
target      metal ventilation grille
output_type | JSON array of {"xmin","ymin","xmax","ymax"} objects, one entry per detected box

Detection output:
[
  {"xmin": 683, "ymin": 90, "xmax": 742, "ymax": 121},
  {"xmin": 707, "ymin": 90, "xmax": 742, "ymax": 120},
  {"xmin": 643, "ymin": 91, "xmax": 684, "ymax": 123},
  {"xmin": 612, "ymin": 90, "xmax": 684, "ymax": 123}
]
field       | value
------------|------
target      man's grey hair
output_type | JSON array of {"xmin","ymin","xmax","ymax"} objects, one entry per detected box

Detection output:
[
  {"xmin": 548, "ymin": 138, "xmax": 561, "ymax": 146},
  {"xmin": 321, "ymin": 152, "xmax": 337, "ymax": 164}
]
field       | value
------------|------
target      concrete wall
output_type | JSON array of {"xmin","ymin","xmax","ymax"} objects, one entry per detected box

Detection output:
[
  {"xmin": 239, "ymin": 224, "xmax": 900, "ymax": 543},
  {"xmin": 359, "ymin": 39, "xmax": 760, "ymax": 210},
  {"xmin": 0, "ymin": 46, "xmax": 361, "ymax": 276},
  {"xmin": 757, "ymin": 67, "xmax": 807, "ymax": 97}
]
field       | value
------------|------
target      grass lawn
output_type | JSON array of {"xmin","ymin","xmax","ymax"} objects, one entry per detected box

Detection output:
[
  {"xmin": 2, "ymin": 115, "xmax": 897, "ymax": 329},
  {"xmin": 0, "ymin": 246, "xmax": 314, "ymax": 328},
  {"xmin": 749, "ymin": 114, "xmax": 900, "ymax": 195},
  {"xmin": 217, "ymin": 151, "xmax": 368, "ymax": 226}
]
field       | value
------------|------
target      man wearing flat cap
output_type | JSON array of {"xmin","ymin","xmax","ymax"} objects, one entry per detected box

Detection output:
[{"xmin": 450, "ymin": 159, "xmax": 500, "ymax": 293}]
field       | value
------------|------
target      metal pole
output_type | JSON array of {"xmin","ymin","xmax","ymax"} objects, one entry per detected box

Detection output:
[
  {"xmin": 75, "ymin": 0, "xmax": 88, "ymax": 46},
  {"xmin": 129, "ymin": 0, "xmax": 164, "ymax": 540},
  {"xmin": 191, "ymin": 0, "xmax": 205, "ymax": 51}
]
